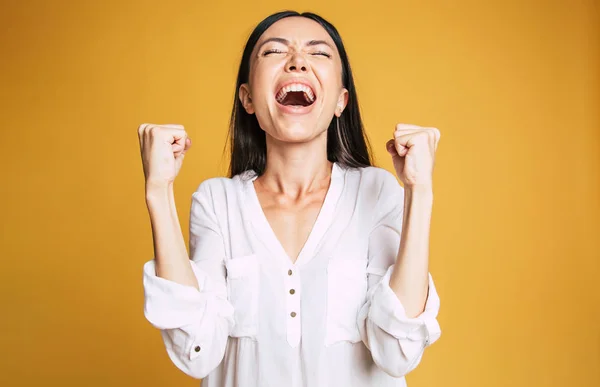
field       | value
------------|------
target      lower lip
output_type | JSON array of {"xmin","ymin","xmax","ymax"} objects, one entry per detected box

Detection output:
[{"xmin": 276, "ymin": 101, "xmax": 316, "ymax": 115}]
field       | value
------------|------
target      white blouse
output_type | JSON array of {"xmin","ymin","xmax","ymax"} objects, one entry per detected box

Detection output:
[{"xmin": 142, "ymin": 162, "xmax": 442, "ymax": 387}]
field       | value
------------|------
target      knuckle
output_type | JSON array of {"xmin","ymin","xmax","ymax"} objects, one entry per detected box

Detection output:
[{"xmin": 418, "ymin": 134, "xmax": 430, "ymax": 145}]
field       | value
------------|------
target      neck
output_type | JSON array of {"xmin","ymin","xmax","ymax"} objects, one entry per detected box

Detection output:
[{"xmin": 259, "ymin": 132, "xmax": 333, "ymax": 196}]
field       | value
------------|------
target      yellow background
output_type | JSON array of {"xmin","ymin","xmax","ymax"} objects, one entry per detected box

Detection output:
[{"xmin": 1, "ymin": 0, "xmax": 598, "ymax": 386}]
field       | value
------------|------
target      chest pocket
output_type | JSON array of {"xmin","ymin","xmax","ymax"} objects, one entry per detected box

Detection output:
[
  {"xmin": 325, "ymin": 258, "xmax": 369, "ymax": 346},
  {"xmin": 225, "ymin": 254, "xmax": 260, "ymax": 339}
]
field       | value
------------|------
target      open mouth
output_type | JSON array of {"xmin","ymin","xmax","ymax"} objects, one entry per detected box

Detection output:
[{"xmin": 275, "ymin": 83, "xmax": 316, "ymax": 107}]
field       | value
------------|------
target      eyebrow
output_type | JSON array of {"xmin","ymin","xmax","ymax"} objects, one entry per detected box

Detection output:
[{"xmin": 256, "ymin": 37, "xmax": 334, "ymax": 51}]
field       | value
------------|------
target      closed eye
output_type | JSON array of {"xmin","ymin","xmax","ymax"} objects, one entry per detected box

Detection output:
[
  {"xmin": 263, "ymin": 49, "xmax": 286, "ymax": 56},
  {"xmin": 311, "ymin": 51, "xmax": 331, "ymax": 58}
]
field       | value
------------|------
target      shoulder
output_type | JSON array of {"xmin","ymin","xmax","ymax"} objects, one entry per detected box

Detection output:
[
  {"xmin": 354, "ymin": 165, "xmax": 399, "ymax": 184},
  {"xmin": 194, "ymin": 176, "xmax": 232, "ymax": 197},
  {"xmin": 191, "ymin": 171, "xmax": 256, "ymax": 218},
  {"xmin": 193, "ymin": 170, "xmax": 254, "ymax": 198},
  {"xmin": 345, "ymin": 164, "xmax": 404, "ymax": 202},
  {"xmin": 346, "ymin": 165, "xmax": 405, "ymax": 227}
]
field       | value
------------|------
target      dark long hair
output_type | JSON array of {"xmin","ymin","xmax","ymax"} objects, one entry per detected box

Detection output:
[{"xmin": 227, "ymin": 11, "xmax": 373, "ymax": 177}]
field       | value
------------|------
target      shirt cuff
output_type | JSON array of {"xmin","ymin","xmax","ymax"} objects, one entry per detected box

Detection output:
[
  {"xmin": 368, "ymin": 265, "xmax": 441, "ymax": 346},
  {"xmin": 143, "ymin": 259, "xmax": 217, "ymax": 329}
]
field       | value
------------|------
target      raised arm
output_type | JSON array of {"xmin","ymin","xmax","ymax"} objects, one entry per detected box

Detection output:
[
  {"xmin": 138, "ymin": 123, "xmax": 233, "ymax": 379},
  {"xmin": 386, "ymin": 123, "xmax": 441, "ymax": 316},
  {"xmin": 139, "ymin": 123, "xmax": 196, "ymax": 286},
  {"xmin": 358, "ymin": 124, "xmax": 442, "ymax": 377}
]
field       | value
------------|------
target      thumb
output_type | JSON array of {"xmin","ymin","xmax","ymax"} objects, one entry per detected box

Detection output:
[
  {"xmin": 386, "ymin": 139, "xmax": 396, "ymax": 155},
  {"xmin": 175, "ymin": 138, "xmax": 192, "ymax": 158},
  {"xmin": 386, "ymin": 139, "xmax": 406, "ymax": 158}
]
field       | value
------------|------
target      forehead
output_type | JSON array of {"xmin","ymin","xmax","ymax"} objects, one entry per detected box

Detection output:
[{"xmin": 257, "ymin": 16, "xmax": 334, "ymax": 46}]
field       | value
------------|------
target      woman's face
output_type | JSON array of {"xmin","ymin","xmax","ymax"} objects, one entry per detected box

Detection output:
[{"xmin": 239, "ymin": 17, "xmax": 348, "ymax": 143}]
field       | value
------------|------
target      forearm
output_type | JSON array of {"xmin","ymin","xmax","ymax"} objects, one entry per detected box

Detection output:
[
  {"xmin": 389, "ymin": 186, "xmax": 433, "ymax": 317},
  {"xmin": 146, "ymin": 183, "xmax": 199, "ymax": 290}
]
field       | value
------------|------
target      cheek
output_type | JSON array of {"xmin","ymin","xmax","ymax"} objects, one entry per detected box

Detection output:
[
  {"xmin": 247, "ymin": 67, "xmax": 277, "ymax": 127},
  {"xmin": 313, "ymin": 63, "xmax": 343, "ymax": 97}
]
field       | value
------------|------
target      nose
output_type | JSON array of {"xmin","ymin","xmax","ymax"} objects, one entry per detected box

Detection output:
[{"xmin": 286, "ymin": 52, "xmax": 308, "ymax": 73}]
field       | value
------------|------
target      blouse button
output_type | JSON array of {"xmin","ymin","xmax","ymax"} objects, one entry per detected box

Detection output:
[
  {"xmin": 288, "ymin": 269, "xmax": 293, "ymax": 276},
  {"xmin": 194, "ymin": 345, "xmax": 201, "ymax": 352},
  {"xmin": 290, "ymin": 312, "xmax": 297, "ymax": 318},
  {"xmin": 289, "ymin": 289, "xmax": 295, "ymax": 295}
]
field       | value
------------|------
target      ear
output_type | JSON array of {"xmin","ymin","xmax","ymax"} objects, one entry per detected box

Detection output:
[
  {"xmin": 238, "ymin": 83, "xmax": 255, "ymax": 114},
  {"xmin": 335, "ymin": 88, "xmax": 349, "ymax": 117}
]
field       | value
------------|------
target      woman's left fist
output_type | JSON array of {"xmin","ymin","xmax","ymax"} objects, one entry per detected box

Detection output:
[{"xmin": 385, "ymin": 123, "xmax": 441, "ymax": 190}]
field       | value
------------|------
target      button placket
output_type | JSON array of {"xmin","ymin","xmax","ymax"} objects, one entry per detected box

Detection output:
[{"xmin": 285, "ymin": 266, "xmax": 301, "ymax": 347}]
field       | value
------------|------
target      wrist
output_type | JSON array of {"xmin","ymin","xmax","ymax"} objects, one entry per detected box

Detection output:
[
  {"xmin": 405, "ymin": 184, "xmax": 434, "ymax": 198},
  {"xmin": 404, "ymin": 185, "xmax": 434, "ymax": 216},
  {"xmin": 145, "ymin": 182, "xmax": 173, "ymax": 206}
]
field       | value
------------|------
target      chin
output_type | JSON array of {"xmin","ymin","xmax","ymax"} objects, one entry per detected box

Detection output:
[{"xmin": 269, "ymin": 122, "xmax": 322, "ymax": 144}]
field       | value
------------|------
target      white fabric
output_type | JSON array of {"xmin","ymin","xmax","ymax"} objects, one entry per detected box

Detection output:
[{"xmin": 143, "ymin": 162, "xmax": 441, "ymax": 387}]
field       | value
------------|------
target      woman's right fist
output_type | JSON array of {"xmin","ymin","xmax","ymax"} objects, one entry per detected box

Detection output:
[{"xmin": 137, "ymin": 123, "xmax": 192, "ymax": 190}]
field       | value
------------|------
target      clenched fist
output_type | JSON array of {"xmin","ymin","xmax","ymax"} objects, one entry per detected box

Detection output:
[
  {"xmin": 137, "ymin": 123, "xmax": 192, "ymax": 190},
  {"xmin": 386, "ymin": 123, "xmax": 441, "ymax": 190}
]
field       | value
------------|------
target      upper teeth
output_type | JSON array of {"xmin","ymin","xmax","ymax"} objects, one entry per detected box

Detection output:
[{"xmin": 276, "ymin": 83, "xmax": 315, "ymax": 102}]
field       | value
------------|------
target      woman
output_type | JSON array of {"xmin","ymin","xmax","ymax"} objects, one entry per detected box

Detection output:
[{"xmin": 138, "ymin": 10, "xmax": 442, "ymax": 387}]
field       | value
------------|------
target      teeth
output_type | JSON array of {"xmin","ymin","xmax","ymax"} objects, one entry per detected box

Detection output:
[{"xmin": 276, "ymin": 83, "xmax": 315, "ymax": 103}]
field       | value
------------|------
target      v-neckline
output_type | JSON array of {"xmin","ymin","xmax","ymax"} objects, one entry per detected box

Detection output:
[{"xmin": 244, "ymin": 162, "xmax": 344, "ymax": 267}]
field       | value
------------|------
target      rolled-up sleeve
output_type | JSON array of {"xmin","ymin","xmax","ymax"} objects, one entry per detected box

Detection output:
[
  {"xmin": 142, "ymin": 180, "xmax": 234, "ymax": 379},
  {"xmin": 357, "ymin": 169, "xmax": 442, "ymax": 377},
  {"xmin": 359, "ymin": 266, "xmax": 441, "ymax": 377}
]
